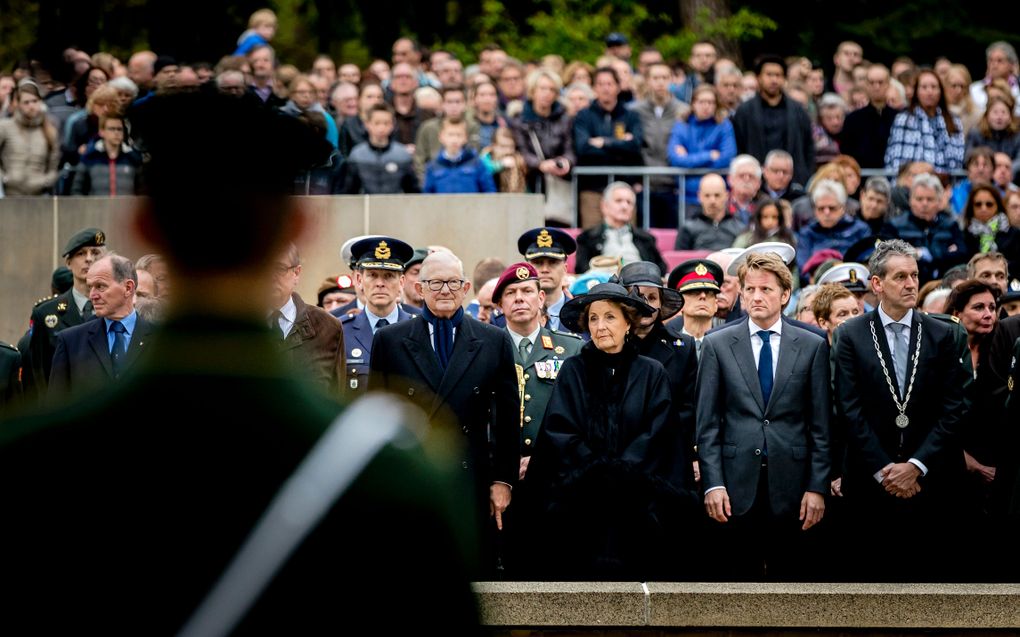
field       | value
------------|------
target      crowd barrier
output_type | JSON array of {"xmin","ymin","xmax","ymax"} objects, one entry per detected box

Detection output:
[{"xmin": 0, "ymin": 194, "xmax": 544, "ymax": 346}]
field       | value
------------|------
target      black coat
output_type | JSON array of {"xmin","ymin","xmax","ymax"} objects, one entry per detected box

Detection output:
[
  {"xmin": 635, "ymin": 324, "xmax": 698, "ymax": 490},
  {"xmin": 28, "ymin": 289, "xmax": 90, "ymax": 394},
  {"xmin": 840, "ymin": 104, "xmax": 899, "ymax": 169},
  {"xmin": 526, "ymin": 340, "xmax": 682, "ymax": 580},
  {"xmin": 732, "ymin": 94, "xmax": 815, "ymax": 186},
  {"xmin": 575, "ymin": 223, "xmax": 668, "ymax": 275},
  {"xmin": 368, "ymin": 315, "xmax": 520, "ymax": 509},
  {"xmin": 0, "ymin": 316, "xmax": 480, "ymax": 633}
]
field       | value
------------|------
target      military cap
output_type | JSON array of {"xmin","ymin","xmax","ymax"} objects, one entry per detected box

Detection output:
[
  {"xmin": 493, "ymin": 262, "xmax": 540, "ymax": 304},
  {"xmin": 668, "ymin": 259, "xmax": 723, "ymax": 294},
  {"xmin": 1001, "ymin": 279, "xmax": 1020, "ymax": 305},
  {"xmin": 817, "ymin": 262, "xmax": 870, "ymax": 293},
  {"xmin": 618, "ymin": 261, "xmax": 684, "ymax": 320},
  {"xmin": 405, "ymin": 248, "xmax": 430, "ymax": 269},
  {"xmin": 51, "ymin": 266, "xmax": 73, "ymax": 295},
  {"xmin": 318, "ymin": 274, "xmax": 355, "ymax": 297},
  {"xmin": 517, "ymin": 227, "xmax": 577, "ymax": 261},
  {"xmin": 728, "ymin": 241, "xmax": 797, "ymax": 276},
  {"xmin": 340, "ymin": 235, "xmax": 383, "ymax": 270},
  {"xmin": 351, "ymin": 237, "xmax": 414, "ymax": 271},
  {"xmin": 560, "ymin": 281, "xmax": 654, "ymax": 333},
  {"xmin": 62, "ymin": 227, "xmax": 106, "ymax": 257}
]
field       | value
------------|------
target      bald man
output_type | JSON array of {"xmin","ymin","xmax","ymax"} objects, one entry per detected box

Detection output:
[{"xmin": 675, "ymin": 173, "xmax": 746, "ymax": 250}]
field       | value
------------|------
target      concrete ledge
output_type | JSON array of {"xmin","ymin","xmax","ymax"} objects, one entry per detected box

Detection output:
[{"xmin": 475, "ymin": 582, "xmax": 1020, "ymax": 629}]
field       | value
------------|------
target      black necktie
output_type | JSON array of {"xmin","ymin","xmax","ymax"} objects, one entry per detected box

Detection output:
[
  {"xmin": 758, "ymin": 330, "xmax": 774, "ymax": 406},
  {"xmin": 375, "ymin": 318, "xmax": 390, "ymax": 332},
  {"xmin": 110, "ymin": 321, "xmax": 127, "ymax": 378},
  {"xmin": 82, "ymin": 300, "xmax": 94, "ymax": 319}
]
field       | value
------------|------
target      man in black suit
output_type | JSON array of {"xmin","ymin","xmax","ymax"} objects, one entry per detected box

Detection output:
[
  {"xmin": 832, "ymin": 239, "xmax": 970, "ymax": 582},
  {"xmin": 0, "ymin": 91, "xmax": 478, "ymax": 634},
  {"xmin": 697, "ymin": 251, "xmax": 831, "ymax": 581},
  {"xmin": 48, "ymin": 254, "xmax": 153, "ymax": 400},
  {"xmin": 369, "ymin": 249, "xmax": 520, "ymax": 571},
  {"xmin": 28, "ymin": 228, "xmax": 107, "ymax": 394}
]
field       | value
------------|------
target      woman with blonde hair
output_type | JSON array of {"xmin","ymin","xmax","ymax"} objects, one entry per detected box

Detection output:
[
  {"xmin": 561, "ymin": 61, "xmax": 594, "ymax": 87},
  {"xmin": 946, "ymin": 64, "xmax": 981, "ymax": 134},
  {"xmin": 0, "ymin": 80, "xmax": 61, "ymax": 195}
]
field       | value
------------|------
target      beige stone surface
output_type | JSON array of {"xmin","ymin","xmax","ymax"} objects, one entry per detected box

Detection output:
[
  {"xmin": 474, "ymin": 582, "xmax": 647, "ymax": 627},
  {"xmin": 0, "ymin": 194, "xmax": 543, "ymax": 346}
]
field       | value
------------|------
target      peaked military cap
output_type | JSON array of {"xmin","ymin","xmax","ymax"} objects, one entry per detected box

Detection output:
[
  {"xmin": 517, "ymin": 227, "xmax": 577, "ymax": 261},
  {"xmin": 817, "ymin": 262, "xmax": 870, "ymax": 293},
  {"xmin": 351, "ymin": 237, "xmax": 414, "ymax": 271},
  {"xmin": 668, "ymin": 259, "xmax": 724, "ymax": 294}
]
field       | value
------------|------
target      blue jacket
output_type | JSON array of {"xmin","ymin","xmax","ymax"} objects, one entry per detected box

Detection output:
[
  {"xmin": 423, "ymin": 148, "xmax": 497, "ymax": 194},
  {"xmin": 797, "ymin": 215, "xmax": 872, "ymax": 273},
  {"xmin": 667, "ymin": 115, "xmax": 737, "ymax": 202},
  {"xmin": 881, "ymin": 211, "xmax": 968, "ymax": 282}
]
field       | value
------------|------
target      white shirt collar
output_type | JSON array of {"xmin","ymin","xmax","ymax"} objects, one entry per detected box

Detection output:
[
  {"xmin": 508, "ymin": 325, "xmax": 542, "ymax": 350},
  {"xmin": 278, "ymin": 296, "xmax": 297, "ymax": 323},
  {"xmin": 877, "ymin": 304, "xmax": 913, "ymax": 329},
  {"xmin": 71, "ymin": 287, "xmax": 89, "ymax": 312},
  {"xmin": 748, "ymin": 316, "xmax": 783, "ymax": 338}
]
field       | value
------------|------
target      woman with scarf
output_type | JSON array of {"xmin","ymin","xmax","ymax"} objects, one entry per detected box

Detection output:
[
  {"xmin": 884, "ymin": 69, "xmax": 965, "ymax": 177},
  {"xmin": 526, "ymin": 282, "xmax": 681, "ymax": 580},
  {"xmin": 961, "ymin": 184, "xmax": 1019, "ymax": 273}
]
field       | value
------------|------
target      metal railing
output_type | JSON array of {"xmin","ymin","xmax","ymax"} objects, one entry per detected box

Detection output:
[{"xmin": 570, "ymin": 166, "xmax": 969, "ymax": 230}]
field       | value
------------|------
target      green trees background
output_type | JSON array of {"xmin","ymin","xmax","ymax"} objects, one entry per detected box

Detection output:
[{"xmin": 0, "ymin": 0, "xmax": 1014, "ymax": 77}]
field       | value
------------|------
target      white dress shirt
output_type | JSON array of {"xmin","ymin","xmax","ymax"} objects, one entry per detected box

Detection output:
[
  {"xmin": 748, "ymin": 316, "xmax": 783, "ymax": 380},
  {"xmin": 274, "ymin": 296, "xmax": 297, "ymax": 338}
]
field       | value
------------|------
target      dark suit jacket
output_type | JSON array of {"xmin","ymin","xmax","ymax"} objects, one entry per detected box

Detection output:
[
  {"xmin": 697, "ymin": 317, "xmax": 831, "ymax": 518},
  {"xmin": 574, "ymin": 223, "xmax": 668, "ymax": 275},
  {"xmin": 832, "ymin": 310, "xmax": 970, "ymax": 498},
  {"xmin": 341, "ymin": 305, "xmax": 416, "ymax": 396},
  {"xmin": 48, "ymin": 313, "xmax": 153, "ymax": 399},
  {"xmin": 279, "ymin": 293, "xmax": 345, "ymax": 396},
  {"xmin": 368, "ymin": 315, "xmax": 520, "ymax": 503},
  {"xmin": 0, "ymin": 315, "xmax": 479, "ymax": 633}
]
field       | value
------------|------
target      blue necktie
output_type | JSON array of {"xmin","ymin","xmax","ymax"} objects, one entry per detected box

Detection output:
[
  {"xmin": 758, "ymin": 330, "xmax": 774, "ymax": 407},
  {"xmin": 375, "ymin": 318, "xmax": 389, "ymax": 333},
  {"xmin": 110, "ymin": 320, "xmax": 127, "ymax": 378}
]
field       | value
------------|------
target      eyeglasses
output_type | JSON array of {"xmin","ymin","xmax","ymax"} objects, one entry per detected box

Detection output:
[
  {"xmin": 973, "ymin": 200, "xmax": 998, "ymax": 208},
  {"xmin": 421, "ymin": 279, "xmax": 465, "ymax": 291},
  {"xmin": 272, "ymin": 264, "xmax": 298, "ymax": 276}
]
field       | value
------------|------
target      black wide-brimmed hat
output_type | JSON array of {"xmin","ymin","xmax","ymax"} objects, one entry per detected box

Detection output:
[
  {"xmin": 559, "ymin": 281, "xmax": 654, "ymax": 334},
  {"xmin": 617, "ymin": 261, "xmax": 684, "ymax": 321}
]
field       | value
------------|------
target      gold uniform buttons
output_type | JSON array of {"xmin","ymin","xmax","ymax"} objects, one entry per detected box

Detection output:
[{"xmin": 524, "ymin": 416, "xmax": 532, "ymax": 423}]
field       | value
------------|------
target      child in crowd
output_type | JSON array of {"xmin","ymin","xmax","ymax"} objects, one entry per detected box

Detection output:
[
  {"xmin": 481, "ymin": 127, "xmax": 527, "ymax": 193},
  {"xmin": 423, "ymin": 119, "xmax": 496, "ymax": 193},
  {"xmin": 344, "ymin": 104, "xmax": 419, "ymax": 194},
  {"xmin": 234, "ymin": 9, "xmax": 277, "ymax": 56}
]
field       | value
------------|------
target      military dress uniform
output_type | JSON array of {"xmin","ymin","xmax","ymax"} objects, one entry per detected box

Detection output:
[
  {"xmin": 339, "ymin": 236, "xmax": 416, "ymax": 397},
  {"xmin": 27, "ymin": 229, "xmax": 106, "ymax": 392},
  {"xmin": 517, "ymin": 327, "xmax": 583, "ymax": 454},
  {"xmin": 517, "ymin": 227, "xmax": 578, "ymax": 334},
  {"xmin": 0, "ymin": 341, "xmax": 21, "ymax": 413}
]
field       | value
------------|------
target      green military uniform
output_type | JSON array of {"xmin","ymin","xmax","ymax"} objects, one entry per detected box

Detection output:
[
  {"xmin": 28, "ymin": 290, "xmax": 89, "ymax": 391},
  {"xmin": 514, "ymin": 327, "xmax": 583, "ymax": 455},
  {"xmin": 928, "ymin": 312, "xmax": 974, "ymax": 380},
  {"xmin": 0, "ymin": 341, "xmax": 21, "ymax": 413}
]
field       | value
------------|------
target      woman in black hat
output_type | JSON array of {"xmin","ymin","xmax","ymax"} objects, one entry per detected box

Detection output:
[{"xmin": 526, "ymin": 282, "xmax": 678, "ymax": 580}]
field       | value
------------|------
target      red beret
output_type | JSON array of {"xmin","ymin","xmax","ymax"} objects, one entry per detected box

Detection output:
[{"xmin": 493, "ymin": 262, "xmax": 539, "ymax": 303}]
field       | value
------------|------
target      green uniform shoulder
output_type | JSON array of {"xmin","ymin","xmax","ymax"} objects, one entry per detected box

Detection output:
[
  {"xmin": 0, "ymin": 341, "xmax": 18, "ymax": 353},
  {"xmin": 550, "ymin": 329, "xmax": 583, "ymax": 342},
  {"xmin": 33, "ymin": 294, "xmax": 58, "ymax": 309}
]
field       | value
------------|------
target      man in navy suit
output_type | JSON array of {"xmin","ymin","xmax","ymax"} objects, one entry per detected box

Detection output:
[
  {"xmin": 340, "ymin": 236, "xmax": 417, "ymax": 396},
  {"xmin": 49, "ymin": 254, "xmax": 153, "ymax": 400},
  {"xmin": 697, "ymin": 251, "xmax": 831, "ymax": 581},
  {"xmin": 369, "ymin": 249, "xmax": 519, "ymax": 576}
]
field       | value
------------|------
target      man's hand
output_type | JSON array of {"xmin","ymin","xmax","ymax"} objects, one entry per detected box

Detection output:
[
  {"xmin": 673, "ymin": 145, "xmax": 688, "ymax": 157},
  {"xmin": 519, "ymin": 456, "xmax": 531, "ymax": 481},
  {"xmin": 830, "ymin": 476, "xmax": 843, "ymax": 497},
  {"xmin": 965, "ymin": 451, "xmax": 996, "ymax": 483},
  {"xmin": 692, "ymin": 460, "xmax": 701, "ymax": 483},
  {"xmin": 799, "ymin": 492, "xmax": 825, "ymax": 530},
  {"xmin": 882, "ymin": 462, "xmax": 921, "ymax": 498},
  {"xmin": 704, "ymin": 488, "xmax": 730, "ymax": 523},
  {"xmin": 589, "ymin": 137, "xmax": 605, "ymax": 149},
  {"xmin": 490, "ymin": 483, "xmax": 512, "ymax": 530}
]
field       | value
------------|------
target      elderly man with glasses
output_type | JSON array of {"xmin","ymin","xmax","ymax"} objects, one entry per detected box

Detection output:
[{"xmin": 369, "ymin": 249, "xmax": 520, "ymax": 578}]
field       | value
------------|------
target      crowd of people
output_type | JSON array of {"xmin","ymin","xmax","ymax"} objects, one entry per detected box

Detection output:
[{"xmin": 2, "ymin": 11, "xmax": 1020, "ymax": 619}]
